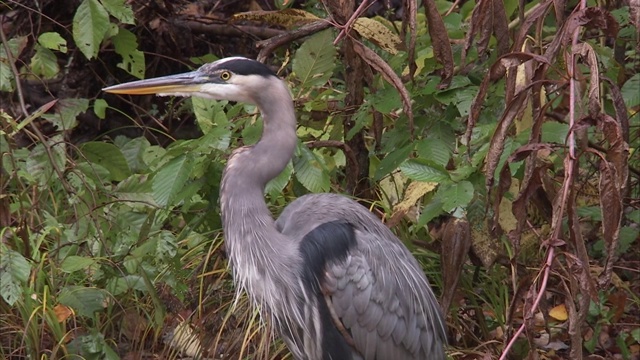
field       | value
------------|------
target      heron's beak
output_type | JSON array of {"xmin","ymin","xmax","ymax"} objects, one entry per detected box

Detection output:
[{"xmin": 103, "ymin": 71, "xmax": 205, "ymax": 95}]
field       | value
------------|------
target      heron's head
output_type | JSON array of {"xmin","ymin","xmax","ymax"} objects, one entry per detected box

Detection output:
[{"xmin": 103, "ymin": 57, "xmax": 279, "ymax": 105}]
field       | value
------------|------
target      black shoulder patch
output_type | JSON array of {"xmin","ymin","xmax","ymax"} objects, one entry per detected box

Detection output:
[
  {"xmin": 299, "ymin": 221, "xmax": 356, "ymax": 292},
  {"xmin": 200, "ymin": 57, "xmax": 277, "ymax": 77},
  {"xmin": 299, "ymin": 221, "xmax": 357, "ymax": 360}
]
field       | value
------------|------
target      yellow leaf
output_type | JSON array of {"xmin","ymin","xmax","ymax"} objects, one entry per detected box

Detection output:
[
  {"xmin": 549, "ymin": 304, "xmax": 568, "ymax": 321},
  {"xmin": 353, "ymin": 17, "xmax": 403, "ymax": 55},
  {"xmin": 232, "ymin": 9, "xmax": 319, "ymax": 30}
]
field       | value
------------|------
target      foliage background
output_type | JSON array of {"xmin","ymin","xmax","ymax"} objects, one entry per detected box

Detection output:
[{"xmin": 1, "ymin": 0, "xmax": 639, "ymax": 358}]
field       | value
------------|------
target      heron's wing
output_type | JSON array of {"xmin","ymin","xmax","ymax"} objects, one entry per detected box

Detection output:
[{"xmin": 276, "ymin": 193, "xmax": 446, "ymax": 360}]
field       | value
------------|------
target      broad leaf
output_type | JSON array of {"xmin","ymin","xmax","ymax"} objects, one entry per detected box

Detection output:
[
  {"xmin": 73, "ymin": 0, "xmax": 110, "ymax": 60},
  {"xmin": 374, "ymin": 144, "xmax": 414, "ymax": 181},
  {"xmin": 58, "ymin": 286, "xmax": 107, "ymax": 318},
  {"xmin": 294, "ymin": 145, "xmax": 330, "ymax": 193},
  {"xmin": 153, "ymin": 154, "xmax": 193, "ymax": 206},
  {"xmin": 399, "ymin": 159, "xmax": 451, "ymax": 183},
  {"xmin": 265, "ymin": 161, "xmax": 293, "ymax": 196},
  {"xmin": 292, "ymin": 29, "xmax": 336, "ymax": 90},
  {"xmin": 38, "ymin": 32, "xmax": 67, "ymax": 52},
  {"xmin": 55, "ymin": 98, "xmax": 90, "ymax": 130},
  {"xmin": 621, "ymin": 73, "xmax": 640, "ymax": 109},
  {"xmin": 80, "ymin": 141, "xmax": 131, "ymax": 181},
  {"xmin": 112, "ymin": 28, "xmax": 145, "ymax": 79},
  {"xmin": 0, "ymin": 36, "xmax": 28, "ymax": 92},
  {"xmin": 353, "ymin": 17, "xmax": 402, "ymax": 55},
  {"xmin": 416, "ymin": 138, "xmax": 452, "ymax": 167},
  {"xmin": 30, "ymin": 45, "xmax": 59, "ymax": 78},
  {"xmin": 0, "ymin": 245, "xmax": 31, "ymax": 306},
  {"xmin": 93, "ymin": 98, "xmax": 108, "ymax": 119},
  {"xmin": 61, "ymin": 256, "xmax": 97, "ymax": 273},
  {"xmin": 233, "ymin": 9, "xmax": 319, "ymax": 29},
  {"xmin": 439, "ymin": 181, "xmax": 474, "ymax": 212},
  {"xmin": 101, "ymin": 0, "xmax": 135, "ymax": 24}
]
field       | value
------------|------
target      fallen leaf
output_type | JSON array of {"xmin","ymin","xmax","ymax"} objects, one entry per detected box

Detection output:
[
  {"xmin": 54, "ymin": 304, "xmax": 73, "ymax": 322},
  {"xmin": 549, "ymin": 304, "xmax": 568, "ymax": 321}
]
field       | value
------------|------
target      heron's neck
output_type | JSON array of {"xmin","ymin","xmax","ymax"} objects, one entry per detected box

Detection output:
[{"xmin": 220, "ymin": 80, "xmax": 297, "ymax": 247}]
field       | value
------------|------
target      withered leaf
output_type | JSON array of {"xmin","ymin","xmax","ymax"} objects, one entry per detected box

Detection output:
[
  {"xmin": 440, "ymin": 218, "xmax": 471, "ymax": 313},
  {"xmin": 352, "ymin": 40, "xmax": 414, "ymax": 134},
  {"xmin": 422, "ymin": 0, "xmax": 454, "ymax": 86}
]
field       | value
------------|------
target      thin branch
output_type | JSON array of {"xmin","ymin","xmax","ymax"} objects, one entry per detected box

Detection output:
[
  {"xmin": 0, "ymin": 13, "xmax": 28, "ymax": 117},
  {"xmin": 256, "ymin": 20, "xmax": 332, "ymax": 62}
]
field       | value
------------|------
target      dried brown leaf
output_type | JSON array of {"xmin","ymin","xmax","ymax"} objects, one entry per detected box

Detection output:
[
  {"xmin": 492, "ymin": 0, "xmax": 510, "ymax": 56},
  {"xmin": 422, "ymin": 0, "xmax": 454, "ymax": 86},
  {"xmin": 351, "ymin": 40, "xmax": 414, "ymax": 134},
  {"xmin": 388, "ymin": 181, "xmax": 438, "ymax": 228},
  {"xmin": 601, "ymin": 76, "xmax": 630, "ymax": 143},
  {"xmin": 484, "ymin": 90, "xmax": 529, "ymax": 195},
  {"xmin": 402, "ymin": 0, "xmax": 418, "ymax": 79},
  {"xmin": 573, "ymin": 43, "xmax": 601, "ymax": 116},
  {"xmin": 501, "ymin": 144, "xmax": 555, "ymax": 250},
  {"xmin": 466, "ymin": 53, "xmax": 550, "ymax": 147},
  {"xmin": 598, "ymin": 114, "xmax": 629, "ymax": 196},
  {"xmin": 470, "ymin": 226, "xmax": 502, "ymax": 268},
  {"xmin": 599, "ymin": 159, "xmax": 623, "ymax": 287},
  {"xmin": 440, "ymin": 218, "xmax": 471, "ymax": 313},
  {"xmin": 462, "ymin": 0, "xmax": 490, "ymax": 65},
  {"xmin": 544, "ymin": 7, "xmax": 619, "ymax": 63}
]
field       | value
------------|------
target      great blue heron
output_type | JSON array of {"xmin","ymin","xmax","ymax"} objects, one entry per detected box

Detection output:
[{"xmin": 104, "ymin": 57, "xmax": 447, "ymax": 359}]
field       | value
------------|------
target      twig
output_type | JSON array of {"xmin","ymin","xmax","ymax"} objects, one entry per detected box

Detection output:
[
  {"xmin": 0, "ymin": 13, "xmax": 28, "ymax": 116},
  {"xmin": 500, "ymin": 0, "xmax": 587, "ymax": 357},
  {"xmin": 255, "ymin": 21, "xmax": 332, "ymax": 62},
  {"xmin": 332, "ymin": 0, "xmax": 374, "ymax": 45},
  {"xmin": 177, "ymin": 20, "xmax": 285, "ymax": 39}
]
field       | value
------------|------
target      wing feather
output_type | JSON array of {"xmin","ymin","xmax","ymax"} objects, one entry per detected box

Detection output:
[{"xmin": 276, "ymin": 193, "xmax": 446, "ymax": 359}]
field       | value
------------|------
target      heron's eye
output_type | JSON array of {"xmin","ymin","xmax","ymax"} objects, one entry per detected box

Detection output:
[{"xmin": 220, "ymin": 71, "xmax": 232, "ymax": 81}]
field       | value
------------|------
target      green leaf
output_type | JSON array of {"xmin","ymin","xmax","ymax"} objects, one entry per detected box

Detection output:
[
  {"xmin": 541, "ymin": 121, "xmax": 569, "ymax": 144},
  {"xmin": 265, "ymin": 161, "xmax": 293, "ymax": 196},
  {"xmin": 73, "ymin": 0, "xmax": 110, "ymax": 60},
  {"xmin": 292, "ymin": 29, "xmax": 337, "ymax": 90},
  {"xmin": 0, "ymin": 36, "xmax": 28, "ymax": 92},
  {"xmin": 417, "ymin": 197, "xmax": 444, "ymax": 227},
  {"xmin": 373, "ymin": 144, "xmax": 414, "ymax": 181},
  {"xmin": 38, "ymin": 32, "xmax": 67, "ymax": 52},
  {"xmin": 80, "ymin": 142, "xmax": 131, "ymax": 181},
  {"xmin": 26, "ymin": 136, "xmax": 67, "ymax": 187},
  {"xmin": 621, "ymin": 73, "xmax": 640, "ymax": 109},
  {"xmin": 399, "ymin": 159, "xmax": 451, "ymax": 183},
  {"xmin": 118, "ymin": 136, "xmax": 150, "ymax": 172},
  {"xmin": 106, "ymin": 275, "xmax": 145, "ymax": 295},
  {"xmin": 56, "ymin": 98, "xmax": 90, "ymax": 130},
  {"xmin": 153, "ymin": 154, "xmax": 193, "ymax": 206},
  {"xmin": 101, "ymin": 0, "xmax": 135, "ymax": 24},
  {"xmin": 112, "ymin": 28, "xmax": 145, "ymax": 79},
  {"xmin": 192, "ymin": 97, "xmax": 229, "ymax": 134},
  {"xmin": 294, "ymin": 145, "xmax": 330, "ymax": 193},
  {"xmin": 416, "ymin": 138, "xmax": 452, "ymax": 167},
  {"xmin": 371, "ymin": 86, "xmax": 401, "ymax": 113},
  {"xmin": 439, "ymin": 181, "xmax": 474, "ymax": 212},
  {"xmin": 155, "ymin": 230, "xmax": 178, "ymax": 260},
  {"xmin": 0, "ymin": 245, "xmax": 31, "ymax": 306},
  {"xmin": 61, "ymin": 256, "xmax": 97, "ymax": 273},
  {"xmin": 58, "ymin": 286, "xmax": 108, "ymax": 318},
  {"xmin": 30, "ymin": 45, "xmax": 59, "ymax": 79},
  {"xmin": 93, "ymin": 98, "xmax": 108, "ymax": 119}
]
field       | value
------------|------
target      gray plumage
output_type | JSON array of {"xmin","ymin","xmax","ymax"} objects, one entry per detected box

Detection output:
[{"xmin": 103, "ymin": 57, "xmax": 447, "ymax": 359}]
